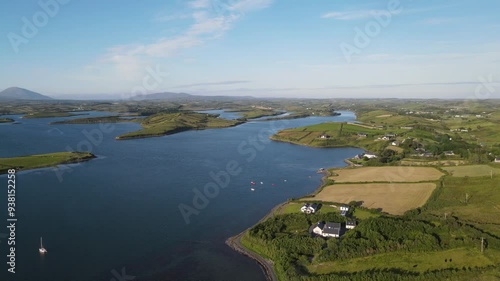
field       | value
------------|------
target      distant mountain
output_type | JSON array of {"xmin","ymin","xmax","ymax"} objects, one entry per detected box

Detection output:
[
  {"xmin": 131, "ymin": 92, "xmax": 255, "ymax": 102},
  {"xmin": 0, "ymin": 87, "xmax": 53, "ymax": 100}
]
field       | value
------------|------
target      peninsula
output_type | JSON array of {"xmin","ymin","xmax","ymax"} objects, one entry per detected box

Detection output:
[
  {"xmin": 0, "ymin": 152, "xmax": 96, "ymax": 174},
  {"xmin": 228, "ymin": 101, "xmax": 500, "ymax": 281},
  {"xmin": 116, "ymin": 112, "xmax": 244, "ymax": 140}
]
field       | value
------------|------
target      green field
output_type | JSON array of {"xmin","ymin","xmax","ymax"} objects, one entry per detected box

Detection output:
[
  {"xmin": 353, "ymin": 208, "xmax": 380, "ymax": 220},
  {"xmin": 116, "ymin": 112, "xmax": 243, "ymax": 139},
  {"xmin": 239, "ymin": 109, "xmax": 283, "ymax": 119},
  {"xmin": 442, "ymin": 165, "xmax": 500, "ymax": 177},
  {"xmin": 426, "ymin": 174, "xmax": 500, "ymax": 224},
  {"xmin": 51, "ymin": 116, "xmax": 139, "ymax": 124},
  {"xmin": 0, "ymin": 152, "xmax": 95, "ymax": 173},
  {"xmin": 308, "ymin": 248, "xmax": 499, "ymax": 274}
]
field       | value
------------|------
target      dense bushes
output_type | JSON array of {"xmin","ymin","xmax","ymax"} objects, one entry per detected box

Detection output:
[{"xmin": 246, "ymin": 211, "xmax": 500, "ymax": 280}]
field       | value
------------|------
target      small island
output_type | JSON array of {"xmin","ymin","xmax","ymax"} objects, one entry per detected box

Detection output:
[
  {"xmin": 0, "ymin": 118, "xmax": 15, "ymax": 123},
  {"xmin": 0, "ymin": 152, "xmax": 96, "ymax": 174},
  {"xmin": 23, "ymin": 112, "xmax": 87, "ymax": 118},
  {"xmin": 116, "ymin": 112, "xmax": 244, "ymax": 140},
  {"xmin": 51, "ymin": 115, "xmax": 140, "ymax": 125}
]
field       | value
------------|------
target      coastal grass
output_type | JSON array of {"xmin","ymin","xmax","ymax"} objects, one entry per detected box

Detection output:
[
  {"xmin": 279, "ymin": 203, "xmax": 301, "ymax": 214},
  {"xmin": 116, "ymin": 112, "xmax": 242, "ymax": 139},
  {"xmin": 239, "ymin": 109, "xmax": 283, "ymax": 119},
  {"xmin": 330, "ymin": 166, "xmax": 444, "ymax": 183},
  {"xmin": 0, "ymin": 152, "xmax": 95, "ymax": 173},
  {"xmin": 442, "ymin": 165, "xmax": 500, "ymax": 177},
  {"xmin": 309, "ymin": 183, "xmax": 437, "ymax": 215},
  {"xmin": 0, "ymin": 118, "xmax": 14, "ymax": 123},
  {"xmin": 51, "ymin": 115, "xmax": 139, "ymax": 124},
  {"xmin": 307, "ymin": 248, "xmax": 498, "ymax": 275}
]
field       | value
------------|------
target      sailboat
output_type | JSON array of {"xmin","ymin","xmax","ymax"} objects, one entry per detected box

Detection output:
[{"xmin": 39, "ymin": 237, "xmax": 47, "ymax": 254}]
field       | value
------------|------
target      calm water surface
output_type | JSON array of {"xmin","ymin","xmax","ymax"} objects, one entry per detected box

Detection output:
[{"xmin": 0, "ymin": 111, "xmax": 362, "ymax": 281}]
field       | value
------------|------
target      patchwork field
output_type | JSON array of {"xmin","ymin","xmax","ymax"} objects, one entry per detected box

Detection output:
[
  {"xmin": 442, "ymin": 165, "xmax": 500, "ymax": 177},
  {"xmin": 330, "ymin": 166, "xmax": 444, "ymax": 183},
  {"xmin": 310, "ymin": 183, "xmax": 437, "ymax": 215},
  {"xmin": 307, "ymin": 248, "xmax": 499, "ymax": 274}
]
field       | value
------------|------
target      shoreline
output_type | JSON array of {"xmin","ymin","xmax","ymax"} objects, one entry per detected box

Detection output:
[
  {"xmin": 0, "ymin": 152, "xmax": 96, "ymax": 174},
  {"xmin": 224, "ymin": 161, "xmax": 345, "ymax": 281}
]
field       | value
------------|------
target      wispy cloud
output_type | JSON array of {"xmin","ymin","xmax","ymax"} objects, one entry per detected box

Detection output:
[
  {"xmin": 322, "ymin": 5, "xmax": 456, "ymax": 21},
  {"xmin": 86, "ymin": 0, "xmax": 273, "ymax": 82},
  {"xmin": 172, "ymin": 80, "xmax": 251, "ymax": 88},
  {"xmin": 321, "ymin": 10, "xmax": 387, "ymax": 20},
  {"xmin": 153, "ymin": 13, "xmax": 191, "ymax": 22},
  {"xmin": 418, "ymin": 17, "xmax": 454, "ymax": 25}
]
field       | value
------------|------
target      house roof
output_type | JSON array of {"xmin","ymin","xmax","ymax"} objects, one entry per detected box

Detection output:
[
  {"xmin": 323, "ymin": 222, "xmax": 341, "ymax": 235},
  {"xmin": 310, "ymin": 222, "xmax": 325, "ymax": 233},
  {"xmin": 346, "ymin": 221, "xmax": 356, "ymax": 226}
]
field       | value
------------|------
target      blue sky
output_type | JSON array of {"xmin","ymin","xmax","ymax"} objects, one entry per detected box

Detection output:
[{"xmin": 1, "ymin": 0, "xmax": 499, "ymax": 99}]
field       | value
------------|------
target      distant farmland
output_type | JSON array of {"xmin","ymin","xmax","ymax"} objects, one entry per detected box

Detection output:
[
  {"xmin": 442, "ymin": 165, "xmax": 500, "ymax": 177},
  {"xmin": 330, "ymin": 166, "xmax": 444, "ymax": 183},
  {"xmin": 311, "ymin": 183, "xmax": 437, "ymax": 215}
]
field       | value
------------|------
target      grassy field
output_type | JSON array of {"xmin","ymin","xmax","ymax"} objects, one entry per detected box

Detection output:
[
  {"xmin": 353, "ymin": 208, "xmax": 380, "ymax": 220},
  {"xmin": 116, "ymin": 112, "xmax": 243, "ymax": 139},
  {"xmin": 51, "ymin": 116, "xmax": 139, "ymax": 124},
  {"xmin": 401, "ymin": 159, "xmax": 468, "ymax": 166},
  {"xmin": 310, "ymin": 183, "xmax": 437, "ymax": 215},
  {"xmin": 442, "ymin": 165, "xmax": 500, "ymax": 177},
  {"xmin": 426, "ymin": 174, "xmax": 500, "ymax": 225},
  {"xmin": 330, "ymin": 166, "xmax": 444, "ymax": 183},
  {"xmin": 0, "ymin": 152, "xmax": 95, "ymax": 173},
  {"xmin": 307, "ymin": 248, "xmax": 499, "ymax": 274},
  {"xmin": 239, "ymin": 109, "xmax": 283, "ymax": 119}
]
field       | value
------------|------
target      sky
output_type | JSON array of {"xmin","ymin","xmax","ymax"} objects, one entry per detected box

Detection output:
[{"xmin": 0, "ymin": 0, "xmax": 499, "ymax": 99}]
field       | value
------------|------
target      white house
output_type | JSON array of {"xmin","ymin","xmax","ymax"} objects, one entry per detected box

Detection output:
[
  {"xmin": 320, "ymin": 134, "xmax": 330, "ymax": 139},
  {"xmin": 495, "ymin": 157, "xmax": 500, "ymax": 163},
  {"xmin": 321, "ymin": 222, "xmax": 341, "ymax": 238},
  {"xmin": 444, "ymin": 151, "xmax": 455, "ymax": 156},
  {"xmin": 340, "ymin": 205, "xmax": 349, "ymax": 216},
  {"xmin": 301, "ymin": 203, "xmax": 318, "ymax": 214},
  {"xmin": 310, "ymin": 222, "xmax": 342, "ymax": 238},
  {"xmin": 346, "ymin": 221, "xmax": 357, "ymax": 230},
  {"xmin": 363, "ymin": 154, "xmax": 377, "ymax": 159},
  {"xmin": 311, "ymin": 222, "xmax": 325, "ymax": 236},
  {"xmin": 340, "ymin": 205, "xmax": 349, "ymax": 211}
]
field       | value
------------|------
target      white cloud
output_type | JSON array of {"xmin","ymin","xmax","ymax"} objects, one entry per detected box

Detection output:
[
  {"xmin": 189, "ymin": 0, "xmax": 211, "ymax": 9},
  {"xmin": 85, "ymin": 0, "xmax": 273, "ymax": 83},
  {"xmin": 419, "ymin": 17, "xmax": 453, "ymax": 25},
  {"xmin": 321, "ymin": 10, "xmax": 387, "ymax": 20}
]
